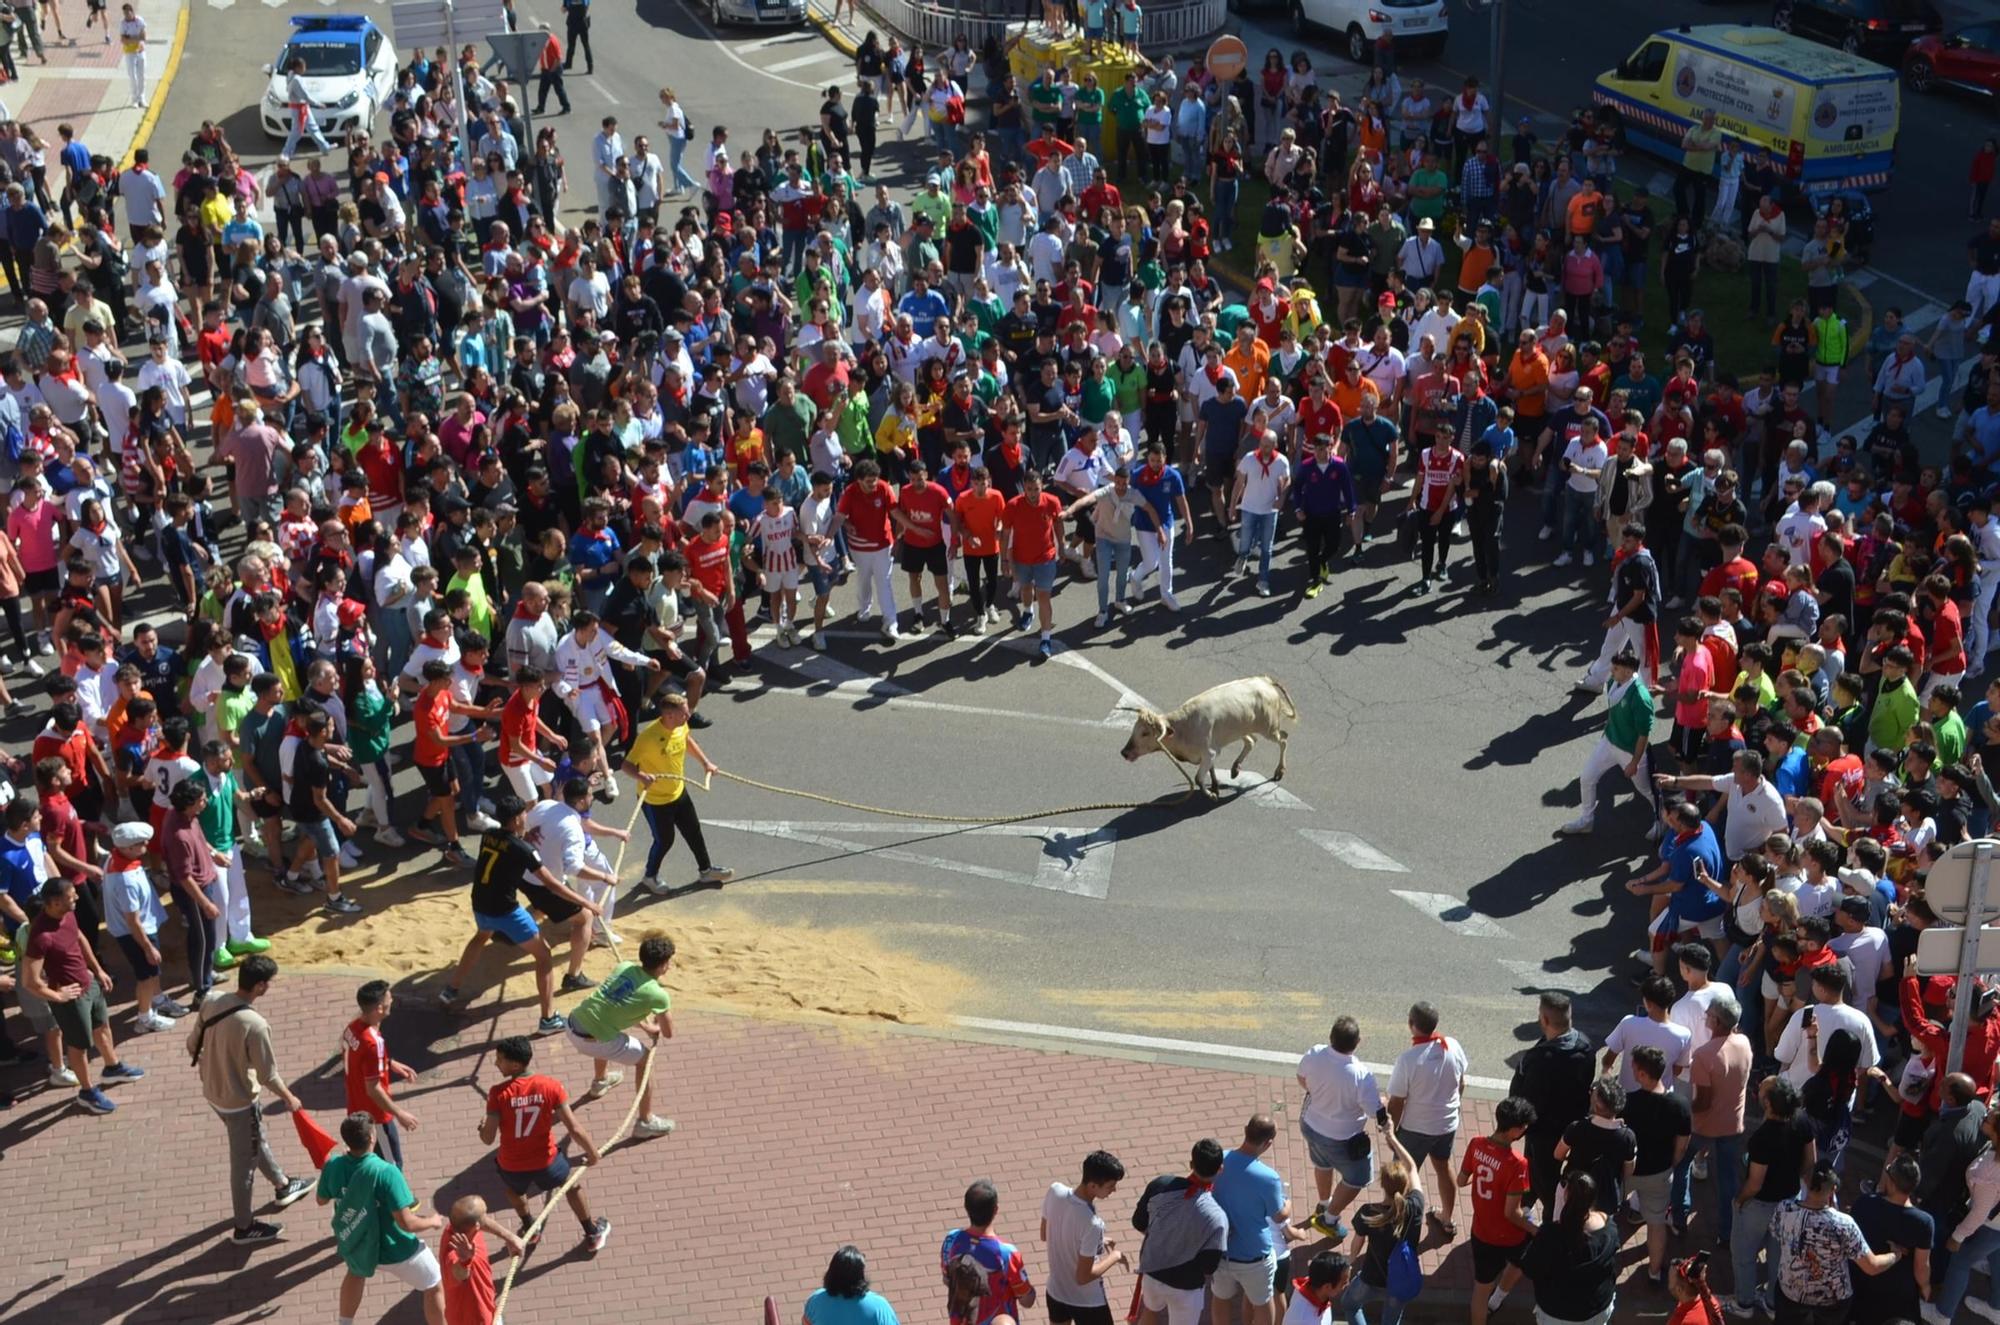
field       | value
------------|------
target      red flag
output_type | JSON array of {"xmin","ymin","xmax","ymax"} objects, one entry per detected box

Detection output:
[{"xmin": 293, "ymin": 1109, "xmax": 338, "ymax": 1170}]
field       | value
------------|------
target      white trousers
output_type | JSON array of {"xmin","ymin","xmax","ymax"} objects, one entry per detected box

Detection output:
[
  {"xmin": 850, "ymin": 547, "xmax": 897, "ymax": 620},
  {"xmin": 1134, "ymin": 527, "xmax": 1178, "ymax": 599},
  {"xmin": 503, "ymin": 761, "xmax": 554, "ymax": 802},
  {"xmin": 1576, "ymin": 736, "xmax": 1654, "ymax": 827},
  {"xmin": 567, "ymin": 685, "xmax": 616, "ymax": 737},
  {"xmin": 217, "ymin": 844, "xmax": 254, "ymax": 945},
  {"xmin": 1969, "ymin": 269, "xmax": 2000, "ymax": 328},
  {"xmin": 1581, "ymin": 618, "xmax": 1648, "ymax": 687},
  {"xmin": 125, "ymin": 51, "xmax": 147, "ymax": 107}
]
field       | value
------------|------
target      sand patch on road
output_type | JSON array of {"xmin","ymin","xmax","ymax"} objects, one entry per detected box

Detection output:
[{"xmin": 261, "ymin": 861, "xmax": 968, "ymax": 1026}]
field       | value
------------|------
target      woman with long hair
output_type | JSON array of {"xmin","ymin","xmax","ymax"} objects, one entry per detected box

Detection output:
[
  {"xmin": 1520, "ymin": 1172, "xmax": 1619, "ymax": 1324},
  {"xmin": 1341, "ymin": 1123, "xmax": 1423, "ymax": 1324},
  {"xmin": 1255, "ymin": 48, "xmax": 1287, "ymax": 151}
]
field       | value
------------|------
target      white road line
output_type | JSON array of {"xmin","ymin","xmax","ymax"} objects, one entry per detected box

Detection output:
[
  {"xmin": 951, "ymin": 1017, "xmax": 1514, "ymax": 1090},
  {"xmin": 766, "ymin": 49, "xmax": 850, "ymax": 73},
  {"xmin": 769, "ymin": 648, "xmax": 1114, "ymax": 730},
  {"xmin": 1044, "ymin": 642, "xmax": 1154, "ymax": 713},
  {"xmin": 1298, "ymin": 828, "xmax": 1408, "ymax": 872},
  {"xmin": 737, "ymin": 30, "xmax": 822, "ymax": 50},
  {"xmin": 705, "ymin": 819, "xmax": 1116, "ymax": 898},
  {"xmin": 1389, "ymin": 890, "xmax": 1516, "ymax": 940},
  {"xmin": 1902, "ymin": 304, "xmax": 1943, "ymax": 334},
  {"xmin": 1495, "ymin": 959, "xmax": 1604, "ymax": 997},
  {"xmin": 1206, "ymin": 770, "xmax": 1312, "ymax": 812},
  {"xmin": 679, "ymin": 5, "xmax": 840, "ymax": 90}
]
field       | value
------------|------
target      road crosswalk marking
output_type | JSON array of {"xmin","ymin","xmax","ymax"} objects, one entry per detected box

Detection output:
[
  {"xmin": 1298, "ymin": 829, "xmax": 1407, "ymax": 872},
  {"xmin": 765, "ymin": 49, "xmax": 848, "ymax": 73},
  {"xmin": 705, "ymin": 819, "xmax": 1119, "ymax": 899},
  {"xmin": 1389, "ymin": 890, "xmax": 1516, "ymax": 940}
]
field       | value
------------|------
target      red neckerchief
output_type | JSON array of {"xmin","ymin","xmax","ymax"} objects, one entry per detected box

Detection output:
[
  {"xmin": 1000, "ymin": 439, "xmax": 1023, "ymax": 468},
  {"xmin": 1183, "ymin": 1174, "xmax": 1214, "ymax": 1200},
  {"xmin": 108, "ymin": 849, "xmax": 147, "ymax": 872},
  {"xmin": 1138, "ymin": 462, "xmax": 1164, "ymax": 486},
  {"xmin": 1675, "ymin": 827, "xmax": 1701, "ymax": 846},
  {"xmin": 1411, "ymin": 1032, "xmax": 1446, "ymax": 1047},
  {"xmin": 1255, "ymin": 450, "xmax": 1277, "ymax": 479},
  {"xmin": 1291, "ymin": 1279, "xmax": 1335, "ymax": 1310}
]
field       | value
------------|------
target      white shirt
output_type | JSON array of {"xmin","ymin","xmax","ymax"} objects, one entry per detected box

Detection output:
[
  {"xmin": 525, "ymin": 798, "xmax": 596, "ymax": 881},
  {"xmin": 1603, "ymin": 1013, "xmax": 1694, "ymax": 1092},
  {"xmin": 1774, "ymin": 1000, "xmax": 1880, "ymax": 1099},
  {"xmin": 553, "ymin": 628, "xmax": 648, "ymax": 698},
  {"xmin": 401, "ymin": 634, "xmax": 461, "ymax": 688},
  {"xmin": 1387, "ymin": 1036, "xmax": 1467, "ymax": 1136},
  {"xmin": 1829, "ymin": 926, "xmax": 1889, "ymax": 1013},
  {"xmin": 1298, "ymin": 1044, "xmax": 1382, "ymax": 1141},
  {"xmin": 120, "ymin": 166, "xmax": 167, "ymax": 228},
  {"xmin": 1705, "ymin": 774, "xmax": 1789, "ymax": 861},
  {"xmin": 1670, "ymin": 984, "xmax": 1724, "ymax": 1057},
  {"xmin": 1235, "ymin": 450, "xmax": 1291, "ymax": 516},
  {"xmin": 1774, "ymin": 508, "xmax": 1826, "ymax": 568},
  {"xmin": 1053, "ymin": 444, "xmax": 1114, "ymax": 497},
  {"xmin": 1040, "ymin": 1182, "xmax": 1109, "ymax": 1309}
]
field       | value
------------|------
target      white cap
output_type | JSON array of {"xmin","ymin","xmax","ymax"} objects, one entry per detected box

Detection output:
[{"xmin": 111, "ymin": 822, "xmax": 154, "ymax": 852}]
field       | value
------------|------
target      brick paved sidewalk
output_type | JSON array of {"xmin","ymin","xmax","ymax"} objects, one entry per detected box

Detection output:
[{"xmin": 0, "ymin": 972, "xmax": 1703, "ymax": 1324}]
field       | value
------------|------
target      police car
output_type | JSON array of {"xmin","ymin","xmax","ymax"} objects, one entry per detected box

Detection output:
[
  {"xmin": 258, "ymin": 15, "xmax": 399, "ymax": 142},
  {"xmin": 706, "ymin": 0, "xmax": 808, "ymax": 27}
]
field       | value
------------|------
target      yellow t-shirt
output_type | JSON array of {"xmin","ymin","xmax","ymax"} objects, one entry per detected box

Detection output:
[{"xmin": 629, "ymin": 719, "xmax": 689, "ymax": 805}]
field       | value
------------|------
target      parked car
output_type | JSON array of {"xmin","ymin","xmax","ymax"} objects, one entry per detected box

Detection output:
[
  {"xmin": 1771, "ymin": 0, "xmax": 1942, "ymax": 61},
  {"xmin": 1289, "ymin": 0, "xmax": 1449, "ymax": 66},
  {"xmin": 1904, "ymin": 23, "xmax": 2000, "ymax": 98},
  {"xmin": 258, "ymin": 15, "xmax": 397, "ymax": 142},
  {"xmin": 706, "ymin": 0, "xmax": 807, "ymax": 27}
]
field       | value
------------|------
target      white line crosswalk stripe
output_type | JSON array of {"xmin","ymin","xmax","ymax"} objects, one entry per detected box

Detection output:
[
  {"xmin": 1389, "ymin": 890, "xmax": 1516, "ymax": 940},
  {"xmin": 765, "ymin": 49, "xmax": 848, "ymax": 73},
  {"xmin": 1299, "ymin": 828, "xmax": 1407, "ymax": 872}
]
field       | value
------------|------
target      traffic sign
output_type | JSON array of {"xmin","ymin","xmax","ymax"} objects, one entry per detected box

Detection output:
[
  {"xmin": 1922, "ymin": 837, "xmax": 2000, "ymax": 922},
  {"xmin": 1205, "ymin": 35, "xmax": 1247, "ymax": 85},
  {"xmin": 390, "ymin": 0, "xmax": 509, "ymax": 50},
  {"xmin": 1916, "ymin": 924, "xmax": 2000, "ymax": 977},
  {"xmin": 485, "ymin": 30, "xmax": 546, "ymax": 81}
]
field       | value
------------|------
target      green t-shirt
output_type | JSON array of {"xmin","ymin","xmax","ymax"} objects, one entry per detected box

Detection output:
[
  {"xmin": 1029, "ymin": 79, "xmax": 1061, "ymax": 126},
  {"xmin": 195, "ymin": 767, "xmax": 236, "ymax": 850},
  {"xmin": 1109, "ymin": 85, "xmax": 1148, "ymax": 134},
  {"xmin": 835, "ymin": 393, "xmax": 874, "ymax": 456},
  {"xmin": 317, "ymin": 1151, "xmax": 421, "ymax": 1277},
  {"xmin": 217, "ymin": 684, "xmax": 256, "ymax": 750},
  {"xmin": 1079, "ymin": 377, "xmax": 1116, "ymax": 425},
  {"xmin": 1109, "ymin": 359, "xmax": 1147, "ymax": 414},
  {"xmin": 1074, "ymin": 87, "xmax": 1105, "ymax": 129},
  {"xmin": 347, "ymin": 682, "xmax": 395, "ymax": 765},
  {"xmin": 1604, "ymin": 680, "xmax": 1655, "ymax": 755},
  {"xmin": 569, "ymin": 961, "xmax": 672, "ymax": 1040},
  {"xmin": 1408, "ymin": 168, "xmax": 1450, "ymax": 221}
]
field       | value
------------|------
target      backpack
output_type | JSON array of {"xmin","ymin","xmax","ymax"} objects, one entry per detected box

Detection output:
[{"xmin": 1385, "ymin": 1235, "xmax": 1424, "ymax": 1301}]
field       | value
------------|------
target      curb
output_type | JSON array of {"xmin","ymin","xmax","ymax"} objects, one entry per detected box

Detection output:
[
  {"xmin": 806, "ymin": 0, "xmax": 860, "ymax": 59},
  {"xmin": 121, "ymin": 3, "xmax": 189, "ymax": 171}
]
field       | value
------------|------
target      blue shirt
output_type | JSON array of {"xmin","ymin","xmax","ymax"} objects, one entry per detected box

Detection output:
[
  {"xmin": 1132, "ymin": 463, "xmax": 1186, "ymax": 533},
  {"xmin": 1768, "ymin": 747, "xmax": 1811, "ymax": 798},
  {"xmin": 568, "ymin": 525, "xmax": 623, "ymax": 576},
  {"xmin": 1663, "ymin": 824, "xmax": 1726, "ymax": 924},
  {"xmin": 1212, "ymin": 1147, "xmax": 1285, "ymax": 1261},
  {"xmin": 726, "ymin": 486, "xmax": 765, "ymax": 527},
  {"xmin": 0, "ymin": 834, "xmax": 46, "ymax": 910},
  {"xmin": 897, "ymin": 289, "xmax": 951, "ymax": 337},
  {"xmin": 804, "ymin": 1291, "xmax": 900, "ymax": 1325},
  {"xmin": 1342, "ymin": 416, "xmax": 1400, "ymax": 478},
  {"xmin": 1479, "ymin": 423, "xmax": 1518, "ymax": 461}
]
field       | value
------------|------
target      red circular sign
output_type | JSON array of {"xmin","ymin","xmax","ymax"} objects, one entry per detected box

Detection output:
[{"xmin": 1206, "ymin": 35, "xmax": 1248, "ymax": 84}]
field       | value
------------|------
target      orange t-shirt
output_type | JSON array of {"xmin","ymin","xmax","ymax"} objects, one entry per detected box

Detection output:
[
  {"xmin": 414, "ymin": 686, "xmax": 452, "ymax": 768},
  {"xmin": 953, "ymin": 488, "xmax": 1005, "ymax": 557},
  {"xmin": 1003, "ymin": 491, "xmax": 1064, "ymax": 565},
  {"xmin": 1331, "ymin": 376, "xmax": 1380, "ymax": 420},
  {"xmin": 1456, "ymin": 245, "xmax": 1498, "ymax": 294},
  {"xmin": 1507, "ymin": 351, "xmax": 1550, "ymax": 419}
]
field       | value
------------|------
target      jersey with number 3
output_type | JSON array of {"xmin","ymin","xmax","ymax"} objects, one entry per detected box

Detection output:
[
  {"xmin": 486, "ymin": 1073, "xmax": 568, "ymax": 1172},
  {"xmin": 144, "ymin": 752, "xmax": 201, "ymax": 810}
]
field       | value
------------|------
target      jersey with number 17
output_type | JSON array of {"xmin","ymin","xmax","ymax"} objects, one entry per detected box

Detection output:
[{"xmin": 486, "ymin": 1073, "xmax": 568, "ymax": 1172}]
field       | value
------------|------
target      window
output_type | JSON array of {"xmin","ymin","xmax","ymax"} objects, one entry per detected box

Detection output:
[
  {"xmin": 1628, "ymin": 41, "xmax": 1669, "ymax": 84},
  {"xmin": 283, "ymin": 41, "xmax": 362, "ymax": 77}
]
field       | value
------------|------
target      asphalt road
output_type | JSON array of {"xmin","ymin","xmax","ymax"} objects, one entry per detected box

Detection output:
[{"xmin": 135, "ymin": 0, "xmax": 1876, "ymax": 1081}]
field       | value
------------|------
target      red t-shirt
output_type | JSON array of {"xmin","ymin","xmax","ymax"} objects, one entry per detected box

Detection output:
[
  {"xmin": 1699, "ymin": 557, "xmax": 1760, "ymax": 605},
  {"xmin": 486, "ymin": 1073, "xmax": 568, "ymax": 1171},
  {"xmin": 1296, "ymin": 396, "xmax": 1343, "ymax": 449},
  {"xmin": 342, "ymin": 1017, "xmax": 392, "ymax": 1121},
  {"xmin": 837, "ymin": 480, "xmax": 897, "ymax": 553},
  {"xmin": 499, "ymin": 690, "xmax": 539, "ymax": 768},
  {"xmin": 441, "ymin": 1231, "xmax": 497, "ymax": 1325},
  {"xmin": 1818, "ymin": 753, "xmax": 1865, "ymax": 811},
  {"xmin": 687, "ymin": 534, "xmax": 732, "ymax": 597},
  {"xmin": 25, "ymin": 909, "xmax": 91, "ymax": 990},
  {"xmin": 898, "ymin": 482, "xmax": 950, "ymax": 549},
  {"xmin": 31, "ymin": 727, "xmax": 92, "ymax": 788},
  {"xmin": 1929, "ymin": 599, "xmax": 1965, "ymax": 675},
  {"xmin": 39, "ymin": 791, "xmax": 86, "ymax": 883},
  {"xmin": 1459, "ymin": 1136, "xmax": 1531, "ymax": 1247},
  {"xmin": 1003, "ymin": 491, "xmax": 1065, "ymax": 564},
  {"xmin": 414, "ymin": 687, "xmax": 453, "ymax": 768}
]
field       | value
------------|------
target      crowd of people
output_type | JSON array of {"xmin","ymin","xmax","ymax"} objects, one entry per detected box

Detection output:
[{"xmin": 0, "ymin": 5, "xmax": 1997, "ymax": 1324}]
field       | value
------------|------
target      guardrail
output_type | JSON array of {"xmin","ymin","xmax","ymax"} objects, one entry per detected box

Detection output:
[{"xmin": 855, "ymin": 0, "xmax": 1224, "ymax": 54}]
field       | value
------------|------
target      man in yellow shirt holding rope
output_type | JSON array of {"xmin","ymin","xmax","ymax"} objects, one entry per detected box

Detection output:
[{"xmin": 621, "ymin": 693, "xmax": 733, "ymax": 896}]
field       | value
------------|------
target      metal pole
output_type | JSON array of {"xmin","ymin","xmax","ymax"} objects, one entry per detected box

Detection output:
[
  {"xmin": 446, "ymin": 0, "xmax": 468, "ymax": 184},
  {"xmin": 1947, "ymin": 840, "xmax": 1993, "ymax": 1077},
  {"xmin": 1490, "ymin": 0, "xmax": 1508, "ymax": 139}
]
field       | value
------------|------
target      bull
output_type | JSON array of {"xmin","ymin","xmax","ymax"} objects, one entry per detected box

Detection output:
[{"xmin": 1119, "ymin": 676, "xmax": 1297, "ymax": 797}]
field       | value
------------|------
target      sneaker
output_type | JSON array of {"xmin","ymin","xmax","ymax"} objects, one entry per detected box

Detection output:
[
  {"xmin": 1113, "ymin": 600, "xmax": 1132, "ymax": 617},
  {"xmin": 1095, "ymin": 611, "xmax": 1109, "ymax": 627},
  {"xmin": 1016, "ymin": 611, "xmax": 1031, "ymax": 631},
  {"xmin": 274, "ymin": 1176, "xmax": 313, "ymax": 1207},
  {"xmin": 1075, "ymin": 557, "xmax": 1097, "ymax": 580},
  {"xmin": 275, "ymin": 873, "xmax": 317, "ymax": 896},
  {"xmin": 231, "ymin": 1221, "xmax": 282, "ymax": 1244},
  {"xmin": 76, "ymin": 1086, "xmax": 116, "ymax": 1114},
  {"xmin": 212, "ymin": 947, "xmax": 237, "ymax": 971},
  {"xmin": 438, "ymin": 985, "xmax": 463, "ymax": 1007},
  {"xmin": 440, "ymin": 845, "xmax": 472, "ymax": 868},
  {"xmin": 33, "ymin": 636, "xmax": 53, "ymax": 657},
  {"xmin": 1039, "ymin": 637, "xmax": 1054, "ymax": 658},
  {"xmin": 1722, "ymin": 1303, "xmax": 1761, "ymax": 1320},
  {"xmin": 375, "ymin": 827, "xmax": 407, "ymax": 848},
  {"xmin": 324, "ymin": 894, "xmax": 363, "ymax": 916},
  {"xmin": 642, "ymin": 876, "xmax": 669, "ymax": 894},
  {"xmin": 101, "ymin": 1062, "xmax": 145, "ymax": 1082},
  {"xmin": 24, "ymin": 658, "xmax": 44, "ymax": 678},
  {"xmin": 47, "ymin": 1065, "xmax": 78, "ymax": 1088},
  {"xmin": 884, "ymin": 623, "xmax": 901, "ymax": 641},
  {"xmin": 583, "ymin": 1071, "xmax": 624, "ymax": 1100},
  {"xmin": 1413, "ymin": 579, "xmax": 1433, "ymax": 596},
  {"xmin": 634, "ymin": 1115, "xmax": 676, "ymax": 1138},
  {"xmin": 811, "ymin": 630, "xmax": 827, "ymax": 651},
  {"xmin": 1553, "ymin": 552, "xmax": 1574, "ymax": 566},
  {"xmin": 696, "ymin": 866, "xmax": 735, "ymax": 884},
  {"xmin": 1, "ymin": 700, "xmax": 21, "ymax": 719},
  {"xmin": 1583, "ymin": 550, "xmax": 1596, "ymax": 566},
  {"xmin": 536, "ymin": 1014, "xmax": 567, "ymax": 1034},
  {"xmin": 905, "ymin": 616, "xmax": 925, "ymax": 635},
  {"xmin": 584, "ymin": 1217, "xmax": 612, "ymax": 1253},
  {"xmin": 969, "ymin": 615, "xmax": 986, "ymax": 635},
  {"xmin": 354, "ymin": 807, "xmax": 377, "ymax": 830},
  {"xmin": 1557, "ymin": 818, "xmax": 1595, "ymax": 836},
  {"xmin": 1537, "ymin": 525, "xmax": 1554, "ymax": 540},
  {"xmin": 592, "ymin": 924, "xmax": 625, "ymax": 949},
  {"xmin": 226, "ymin": 937, "xmax": 271, "ymax": 957},
  {"xmin": 464, "ymin": 812, "xmax": 500, "ymax": 833},
  {"xmin": 132, "ymin": 1011, "xmax": 173, "ymax": 1034},
  {"xmin": 1160, "ymin": 593, "xmax": 1182, "ymax": 612},
  {"xmin": 560, "ymin": 972, "xmax": 597, "ymax": 993},
  {"xmin": 1304, "ymin": 581, "xmax": 1322, "ymax": 599},
  {"xmin": 153, "ymin": 995, "xmax": 191, "ymax": 1018},
  {"xmin": 1255, "ymin": 581, "xmax": 1271, "ymax": 597},
  {"xmin": 1937, "ymin": 405, "xmax": 1955, "ymax": 420},
  {"xmin": 338, "ymin": 842, "xmax": 363, "ymax": 865},
  {"xmin": 1308, "ymin": 1211, "xmax": 1349, "ymax": 1240},
  {"xmin": 407, "ymin": 825, "xmax": 445, "ymax": 847}
]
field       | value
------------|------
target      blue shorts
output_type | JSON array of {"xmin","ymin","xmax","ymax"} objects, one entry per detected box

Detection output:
[
  {"xmin": 297, "ymin": 817, "xmax": 339, "ymax": 859},
  {"xmin": 1015, "ymin": 559, "xmax": 1058, "ymax": 592},
  {"xmin": 1301, "ymin": 1118, "xmax": 1375, "ymax": 1189},
  {"xmin": 498, "ymin": 1151, "xmax": 571, "ymax": 1196},
  {"xmin": 807, "ymin": 564, "xmax": 833, "ymax": 598},
  {"xmin": 475, "ymin": 906, "xmax": 540, "ymax": 945}
]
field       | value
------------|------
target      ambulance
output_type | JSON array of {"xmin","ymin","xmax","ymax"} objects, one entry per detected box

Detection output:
[{"xmin": 1593, "ymin": 24, "xmax": 1901, "ymax": 194}]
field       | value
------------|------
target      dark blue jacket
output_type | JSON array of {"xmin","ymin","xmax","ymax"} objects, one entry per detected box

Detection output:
[{"xmin": 1292, "ymin": 455, "xmax": 1356, "ymax": 518}]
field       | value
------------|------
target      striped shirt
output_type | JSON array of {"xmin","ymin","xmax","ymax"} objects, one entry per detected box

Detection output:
[{"xmin": 751, "ymin": 509, "xmax": 799, "ymax": 574}]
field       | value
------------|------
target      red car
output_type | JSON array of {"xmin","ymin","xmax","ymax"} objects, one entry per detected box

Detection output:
[{"xmin": 1904, "ymin": 23, "xmax": 2000, "ymax": 98}]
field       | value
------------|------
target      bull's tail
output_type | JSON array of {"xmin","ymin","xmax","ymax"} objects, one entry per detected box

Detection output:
[{"xmin": 1266, "ymin": 676, "xmax": 1298, "ymax": 721}]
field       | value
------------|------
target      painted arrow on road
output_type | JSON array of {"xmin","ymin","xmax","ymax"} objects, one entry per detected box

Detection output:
[{"xmin": 704, "ymin": 819, "xmax": 1119, "ymax": 899}]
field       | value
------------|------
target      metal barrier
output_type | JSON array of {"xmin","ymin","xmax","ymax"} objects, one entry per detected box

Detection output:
[{"xmin": 852, "ymin": 0, "xmax": 1224, "ymax": 54}]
